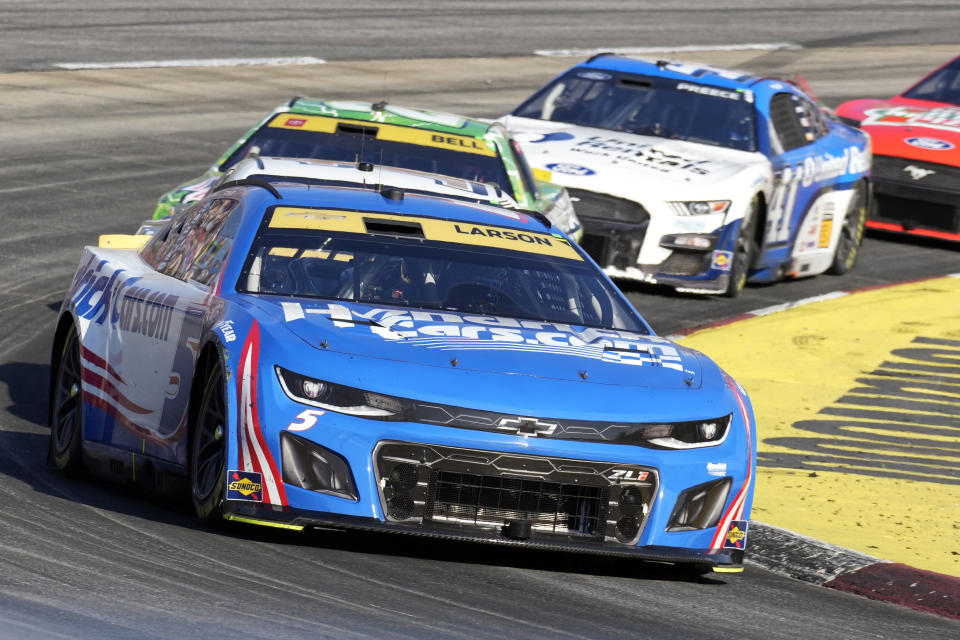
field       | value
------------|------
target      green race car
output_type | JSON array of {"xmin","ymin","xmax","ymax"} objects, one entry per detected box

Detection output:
[{"xmin": 154, "ymin": 98, "xmax": 581, "ymax": 239}]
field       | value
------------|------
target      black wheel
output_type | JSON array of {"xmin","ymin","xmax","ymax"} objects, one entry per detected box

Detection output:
[
  {"xmin": 827, "ymin": 182, "xmax": 868, "ymax": 275},
  {"xmin": 724, "ymin": 198, "xmax": 760, "ymax": 298},
  {"xmin": 49, "ymin": 324, "xmax": 86, "ymax": 475},
  {"xmin": 190, "ymin": 364, "xmax": 227, "ymax": 524}
]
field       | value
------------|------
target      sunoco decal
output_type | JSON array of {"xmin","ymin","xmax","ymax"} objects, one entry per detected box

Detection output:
[
  {"xmin": 723, "ymin": 520, "xmax": 748, "ymax": 549},
  {"xmin": 227, "ymin": 470, "xmax": 263, "ymax": 501}
]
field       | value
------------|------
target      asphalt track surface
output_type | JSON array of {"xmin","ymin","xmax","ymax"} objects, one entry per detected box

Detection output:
[
  {"xmin": 3, "ymin": 1, "xmax": 960, "ymax": 71},
  {"xmin": 1, "ymin": 4, "xmax": 960, "ymax": 639}
]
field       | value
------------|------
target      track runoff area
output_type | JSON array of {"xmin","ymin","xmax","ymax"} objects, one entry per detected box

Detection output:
[{"xmin": 675, "ymin": 275, "xmax": 960, "ymax": 618}]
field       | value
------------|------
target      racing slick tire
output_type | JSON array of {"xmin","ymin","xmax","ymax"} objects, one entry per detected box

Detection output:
[
  {"xmin": 827, "ymin": 181, "xmax": 868, "ymax": 275},
  {"xmin": 49, "ymin": 323, "xmax": 87, "ymax": 476},
  {"xmin": 724, "ymin": 197, "xmax": 760, "ymax": 298},
  {"xmin": 190, "ymin": 363, "xmax": 228, "ymax": 525}
]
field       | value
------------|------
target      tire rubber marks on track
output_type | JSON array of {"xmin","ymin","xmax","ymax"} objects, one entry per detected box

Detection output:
[{"xmin": 759, "ymin": 336, "xmax": 960, "ymax": 485}]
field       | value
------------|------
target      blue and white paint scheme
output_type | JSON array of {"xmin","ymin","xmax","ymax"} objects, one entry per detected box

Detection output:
[
  {"xmin": 50, "ymin": 169, "xmax": 756, "ymax": 573},
  {"xmin": 503, "ymin": 55, "xmax": 871, "ymax": 295}
]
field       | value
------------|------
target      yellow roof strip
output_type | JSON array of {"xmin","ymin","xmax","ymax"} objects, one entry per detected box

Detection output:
[
  {"xmin": 267, "ymin": 114, "xmax": 497, "ymax": 157},
  {"xmin": 268, "ymin": 207, "xmax": 582, "ymax": 261}
]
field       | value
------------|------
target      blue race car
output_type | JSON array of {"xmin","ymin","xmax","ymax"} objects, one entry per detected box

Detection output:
[
  {"xmin": 502, "ymin": 55, "xmax": 873, "ymax": 296},
  {"xmin": 50, "ymin": 167, "xmax": 756, "ymax": 573}
]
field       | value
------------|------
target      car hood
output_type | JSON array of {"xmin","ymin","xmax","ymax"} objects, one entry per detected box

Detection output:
[
  {"xmin": 838, "ymin": 99, "xmax": 960, "ymax": 164},
  {"xmin": 247, "ymin": 296, "xmax": 705, "ymax": 390},
  {"xmin": 502, "ymin": 116, "xmax": 766, "ymax": 190}
]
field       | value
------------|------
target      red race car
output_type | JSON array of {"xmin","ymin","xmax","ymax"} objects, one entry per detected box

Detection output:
[{"xmin": 836, "ymin": 55, "xmax": 960, "ymax": 241}]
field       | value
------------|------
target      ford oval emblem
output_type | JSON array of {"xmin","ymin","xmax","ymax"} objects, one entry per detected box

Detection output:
[
  {"xmin": 905, "ymin": 136, "xmax": 954, "ymax": 151},
  {"xmin": 545, "ymin": 162, "xmax": 595, "ymax": 176}
]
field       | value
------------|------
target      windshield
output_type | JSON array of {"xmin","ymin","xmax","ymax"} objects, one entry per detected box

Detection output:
[
  {"xmin": 221, "ymin": 116, "xmax": 516, "ymax": 198},
  {"xmin": 239, "ymin": 206, "xmax": 646, "ymax": 333},
  {"xmin": 902, "ymin": 57, "xmax": 960, "ymax": 105},
  {"xmin": 513, "ymin": 70, "xmax": 757, "ymax": 152}
]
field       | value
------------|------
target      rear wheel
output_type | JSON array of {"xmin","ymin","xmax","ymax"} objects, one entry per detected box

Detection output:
[
  {"xmin": 190, "ymin": 364, "xmax": 227, "ymax": 524},
  {"xmin": 827, "ymin": 182, "xmax": 867, "ymax": 275},
  {"xmin": 724, "ymin": 198, "xmax": 760, "ymax": 298},
  {"xmin": 49, "ymin": 324, "xmax": 86, "ymax": 475}
]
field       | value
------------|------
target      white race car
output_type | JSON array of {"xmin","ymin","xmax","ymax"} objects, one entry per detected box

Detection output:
[{"xmin": 503, "ymin": 56, "xmax": 871, "ymax": 296}]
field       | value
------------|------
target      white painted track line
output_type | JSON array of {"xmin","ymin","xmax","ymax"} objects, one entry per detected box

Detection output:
[
  {"xmin": 54, "ymin": 56, "xmax": 325, "ymax": 70},
  {"xmin": 534, "ymin": 42, "xmax": 802, "ymax": 57}
]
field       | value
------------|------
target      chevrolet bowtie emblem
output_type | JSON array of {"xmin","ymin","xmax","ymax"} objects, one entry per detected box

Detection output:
[{"xmin": 496, "ymin": 417, "xmax": 559, "ymax": 437}]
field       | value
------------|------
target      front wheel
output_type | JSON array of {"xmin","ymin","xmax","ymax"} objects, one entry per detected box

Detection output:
[
  {"xmin": 724, "ymin": 198, "xmax": 760, "ymax": 298},
  {"xmin": 827, "ymin": 182, "xmax": 868, "ymax": 275},
  {"xmin": 49, "ymin": 324, "xmax": 86, "ymax": 476},
  {"xmin": 190, "ymin": 364, "xmax": 228, "ymax": 524}
]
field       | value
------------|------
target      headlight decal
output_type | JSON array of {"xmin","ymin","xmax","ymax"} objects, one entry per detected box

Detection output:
[
  {"xmin": 670, "ymin": 200, "xmax": 731, "ymax": 216},
  {"xmin": 709, "ymin": 374, "xmax": 753, "ymax": 550}
]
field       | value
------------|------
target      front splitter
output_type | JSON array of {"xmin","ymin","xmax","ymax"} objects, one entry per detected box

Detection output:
[{"xmin": 223, "ymin": 501, "xmax": 744, "ymax": 571}]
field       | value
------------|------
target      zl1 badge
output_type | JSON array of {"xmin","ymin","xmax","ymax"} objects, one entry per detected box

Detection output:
[
  {"xmin": 227, "ymin": 470, "xmax": 263, "ymax": 501},
  {"xmin": 723, "ymin": 520, "xmax": 748, "ymax": 549}
]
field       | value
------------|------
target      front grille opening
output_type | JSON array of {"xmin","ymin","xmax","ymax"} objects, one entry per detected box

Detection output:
[
  {"xmin": 580, "ymin": 233, "xmax": 609, "ymax": 264},
  {"xmin": 874, "ymin": 194, "xmax": 959, "ymax": 233},
  {"xmin": 425, "ymin": 471, "xmax": 606, "ymax": 538},
  {"xmin": 660, "ymin": 250, "xmax": 709, "ymax": 276},
  {"xmin": 568, "ymin": 188, "xmax": 649, "ymax": 224}
]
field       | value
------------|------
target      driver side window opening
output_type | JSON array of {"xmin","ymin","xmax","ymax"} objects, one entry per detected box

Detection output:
[
  {"xmin": 141, "ymin": 198, "xmax": 240, "ymax": 285},
  {"xmin": 770, "ymin": 93, "xmax": 817, "ymax": 151}
]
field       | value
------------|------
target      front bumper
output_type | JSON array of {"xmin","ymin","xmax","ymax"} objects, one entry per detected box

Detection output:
[
  {"xmin": 869, "ymin": 155, "xmax": 960, "ymax": 240},
  {"xmin": 227, "ymin": 401, "xmax": 752, "ymax": 570},
  {"xmin": 222, "ymin": 501, "xmax": 745, "ymax": 570},
  {"xmin": 567, "ymin": 188, "xmax": 742, "ymax": 291}
]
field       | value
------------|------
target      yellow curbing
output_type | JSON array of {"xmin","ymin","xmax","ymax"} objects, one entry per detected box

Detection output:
[{"xmin": 678, "ymin": 275, "xmax": 960, "ymax": 576}]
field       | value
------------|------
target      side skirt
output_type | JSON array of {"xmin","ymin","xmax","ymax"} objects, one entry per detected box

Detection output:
[{"xmin": 82, "ymin": 441, "xmax": 188, "ymax": 498}]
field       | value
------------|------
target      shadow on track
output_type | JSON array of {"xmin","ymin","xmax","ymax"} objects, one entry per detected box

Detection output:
[
  {"xmin": 294, "ymin": 526, "xmax": 730, "ymax": 584},
  {"xmin": 0, "ymin": 360, "xmax": 49, "ymax": 424}
]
